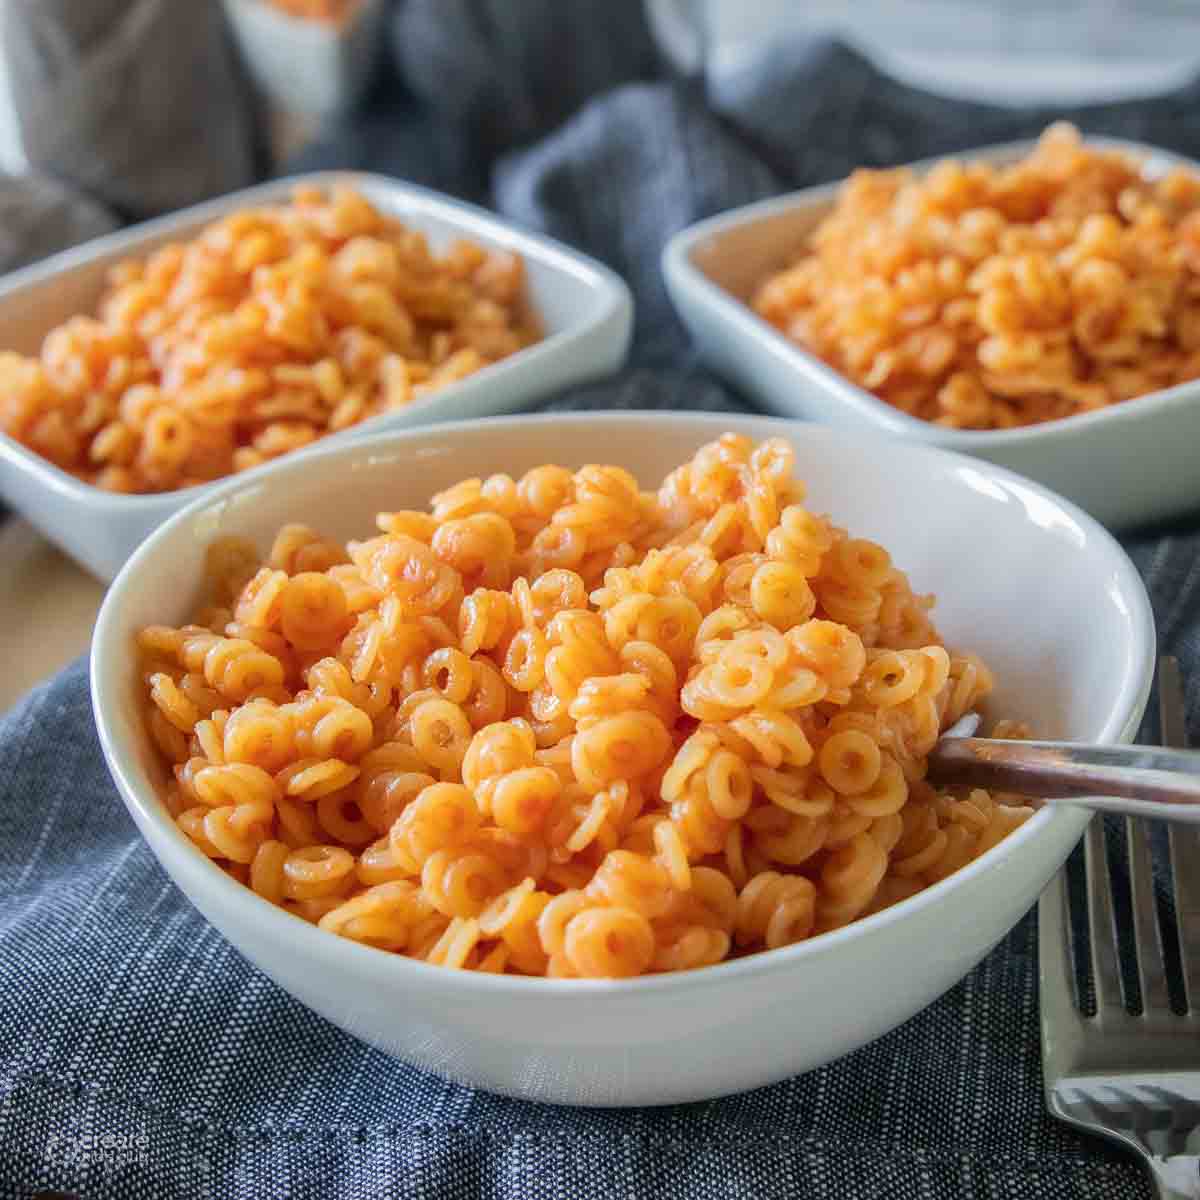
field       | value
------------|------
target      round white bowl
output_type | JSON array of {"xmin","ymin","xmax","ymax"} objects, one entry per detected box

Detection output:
[{"xmin": 91, "ymin": 412, "xmax": 1156, "ymax": 1106}]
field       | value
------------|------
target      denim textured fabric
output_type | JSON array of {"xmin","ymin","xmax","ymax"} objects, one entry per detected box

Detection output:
[{"xmin": 6, "ymin": 7, "xmax": 1200, "ymax": 1195}]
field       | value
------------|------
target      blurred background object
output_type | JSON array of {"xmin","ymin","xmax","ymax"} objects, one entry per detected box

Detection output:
[
  {"xmin": 0, "ymin": 1, "xmax": 1196, "ymax": 195},
  {"xmin": 0, "ymin": 0, "xmax": 259, "ymax": 219},
  {"xmin": 0, "ymin": 60, "xmax": 19, "ymax": 173},
  {"xmin": 393, "ymin": 0, "xmax": 660, "ymax": 160},
  {"xmin": 646, "ymin": 0, "xmax": 1200, "ymax": 103},
  {"xmin": 221, "ymin": 0, "xmax": 389, "ymax": 122}
]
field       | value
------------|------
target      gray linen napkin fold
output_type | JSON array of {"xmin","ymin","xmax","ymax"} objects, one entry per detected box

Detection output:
[
  {"xmin": 0, "ymin": 174, "xmax": 117, "ymax": 275},
  {"xmin": 5, "ymin": 11, "xmax": 1200, "ymax": 1197},
  {"xmin": 1, "ymin": 0, "xmax": 258, "ymax": 220},
  {"xmin": 392, "ymin": 0, "xmax": 662, "ymax": 161}
]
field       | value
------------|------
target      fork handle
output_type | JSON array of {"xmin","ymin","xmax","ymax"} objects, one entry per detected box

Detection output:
[
  {"xmin": 928, "ymin": 738, "xmax": 1200, "ymax": 823},
  {"xmin": 1148, "ymin": 1155, "xmax": 1200, "ymax": 1200}
]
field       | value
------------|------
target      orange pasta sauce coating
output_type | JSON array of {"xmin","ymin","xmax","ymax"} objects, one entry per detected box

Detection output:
[
  {"xmin": 755, "ymin": 124, "xmax": 1200, "ymax": 429},
  {"xmin": 139, "ymin": 434, "xmax": 1032, "ymax": 977},
  {"xmin": 3, "ymin": 187, "xmax": 539, "ymax": 492}
]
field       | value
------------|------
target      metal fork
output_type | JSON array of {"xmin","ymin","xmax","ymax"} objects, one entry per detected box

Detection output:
[{"xmin": 1040, "ymin": 657, "xmax": 1200, "ymax": 1199}]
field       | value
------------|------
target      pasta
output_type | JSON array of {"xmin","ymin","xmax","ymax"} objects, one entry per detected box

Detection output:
[
  {"xmin": 264, "ymin": 0, "xmax": 360, "ymax": 23},
  {"xmin": 138, "ymin": 433, "xmax": 1034, "ymax": 978},
  {"xmin": 2, "ymin": 187, "xmax": 539, "ymax": 493},
  {"xmin": 754, "ymin": 123, "xmax": 1200, "ymax": 430}
]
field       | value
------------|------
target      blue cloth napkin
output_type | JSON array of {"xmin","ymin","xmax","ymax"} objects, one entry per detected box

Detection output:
[{"xmin": 5, "ymin": 4, "xmax": 1200, "ymax": 1196}]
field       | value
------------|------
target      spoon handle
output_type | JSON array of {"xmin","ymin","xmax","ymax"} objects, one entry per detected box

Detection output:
[{"xmin": 927, "ymin": 737, "xmax": 1200, "ymax": 823}]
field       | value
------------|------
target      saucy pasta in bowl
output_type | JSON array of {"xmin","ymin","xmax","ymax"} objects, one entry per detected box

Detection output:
[
  {"xmin": 136, "ymin": 434, "xmax": 1035, "ymax": 978},
  {"xmin": 663, "ymin": 136, "xmax": 1200, "ymax": 529},
  {"xmin": 92, "ymin": 414, "xmax": 1154, "ymax": 1101},
  {"xmin": 753, "ymin": 125, "xmax": 1200, "ymax": 433},
  {"xmin": 0, "ymin": 173, "xmax": 631, "ymax": 580},
  {"xmin": 1, "ymin": 185, "xmax": 539, "ymax": 495}
]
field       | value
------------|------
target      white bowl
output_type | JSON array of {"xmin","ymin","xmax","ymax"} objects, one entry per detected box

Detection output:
[
  {"xmin": 663, "ymin": 138, "xmax": 1200, "ymax": 531},
  {"xmin": 221, "ymin": 0, "xmax": 388, "ymax": 120},
  {"xmin": 91, "ymin": 412, "xmax": 1155, "ymax": 1106},
  {"xmin": 0, "ymin": 173, "xmax": 632, "ymax": 581}
]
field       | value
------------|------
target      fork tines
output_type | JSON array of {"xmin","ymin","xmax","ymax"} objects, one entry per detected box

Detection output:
[
  {"xmin": 1040, "ymin": 657, "xmax": 1200, "ymax": 1190},
  {"xmin": 1161, "ymin": 657, "xmax": 1200, "ymax": 1016},
  {"xmin": 1073, "ymin": 657, "xmax": 1198, "ymax": 1022}
]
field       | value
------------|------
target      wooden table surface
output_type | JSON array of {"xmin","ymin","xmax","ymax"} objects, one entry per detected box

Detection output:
[{"xmin": 0, "ymin": 518, "xmax": 104, "ymax": 713}]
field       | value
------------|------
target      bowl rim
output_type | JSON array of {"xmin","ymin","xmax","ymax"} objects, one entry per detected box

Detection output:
[
  {"xmin": 0, "ymin": 169, "xmax": 632, "ymax": 511},
  {"xmin": 91, "ymin": 410, "xmax": 1157, "ymax": 996},
  {"xmin": 662, "ymin": 134, "xmax": 1200, "ymax": 448}
]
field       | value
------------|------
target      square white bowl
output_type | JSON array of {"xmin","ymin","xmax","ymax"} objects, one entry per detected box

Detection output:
[
  {"xmin": 92, "ymin": 412, "xmax": 1155, "ymax": 1105},
  {"xmin": 221, "ymin": 0, "xmax": 389, "ymax": 120},
  {"xmin": 663, "ymin": 137, "xmax": 1200, "ymax": 531},
  {"xmin": 0, "ymin": 171, "xmax": 632, "ymax": 581}
]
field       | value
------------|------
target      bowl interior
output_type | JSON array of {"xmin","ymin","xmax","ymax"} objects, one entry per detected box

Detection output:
[
  {"xmin": 97, "ymin": 413, "xmax": 1154, "ymax": 819},
  {"xmin": 686, "ymin": 190, "xmax": 836, "ymax": 304}
]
